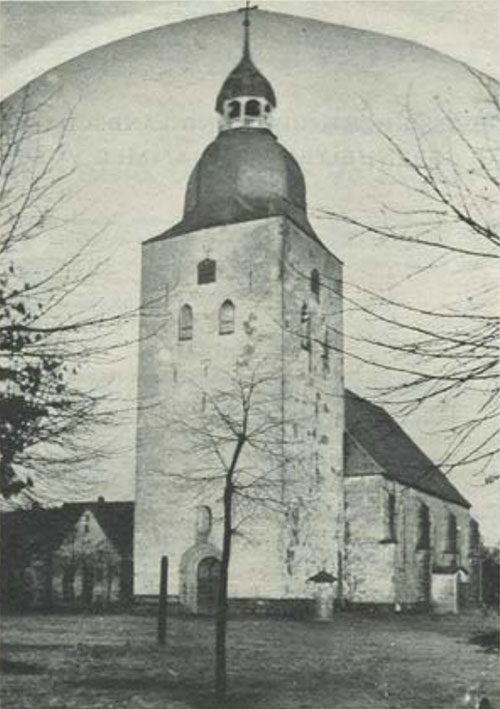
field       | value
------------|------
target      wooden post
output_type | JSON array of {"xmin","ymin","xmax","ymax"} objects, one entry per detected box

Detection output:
[{"xmin": 157, "ymin": 556, "xmax": 168, "ymax": 645}]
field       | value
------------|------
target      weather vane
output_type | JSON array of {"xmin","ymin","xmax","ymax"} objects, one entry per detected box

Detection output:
[{"xmin": 238, "ymin": 1, "xmax": 258, "ymax": 56}]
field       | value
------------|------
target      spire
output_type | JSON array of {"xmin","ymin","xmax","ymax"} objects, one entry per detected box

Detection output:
[
  {"xmin": 215, "ymin": 3, "xmax": 276, "ymax": 125},
  {"xmin": 238, "ymin": 2, "xmax": 257, "ymax": 59}
]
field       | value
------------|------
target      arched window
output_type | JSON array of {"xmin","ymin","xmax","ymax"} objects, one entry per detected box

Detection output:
[
  {"xmin": 228, "ymin": 100, "xmax": 240, "ymax": 119},
  {"xmin": 219, "ymin": 299, "xmax": 235, "ymax": 335},
  {"xmin": 385, "ymin": 492, "xmax": 397, "ymax": 542},
  {"xmin": 179, "ymin": 304, "xmax": 193, "ymax": 341},
  {"xmin": 416, "ymin": 503, "xmax": 430, "ymax": 550},
  {"xmin": 446, "ymin": 513, "xmax": 458, "ymax": 554},
  {"xmin": 469, "ymin": 519, "xmax": 480, "ymax": 555},
  {"xmin": 311, "ymin": 269, "xmax": 320, "ymax": 300},
  {"xmin": 197, "ymin": 258, "xmax": 216, "ymax": 285},
  {"xmin": 300, "ymin": 303, "xmax": 311, "ymax": 350},
  {"xmin": 245, "ymin": 99, "xmax": 261, "ymax": 117}
]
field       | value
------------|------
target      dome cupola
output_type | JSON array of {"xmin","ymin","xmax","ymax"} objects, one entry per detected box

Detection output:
[
  {"xmin": 216, "ymin": 4, "xmax": 276, "ymax": 132},
  {"xmin": 152, "ymin": 5, "xmax": 316, "ymax": 242}
]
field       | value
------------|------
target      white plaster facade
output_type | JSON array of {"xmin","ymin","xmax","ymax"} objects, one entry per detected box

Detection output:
[{"xmin": 134, "ymin": 216, "xmax": 344, "ymax": 608}]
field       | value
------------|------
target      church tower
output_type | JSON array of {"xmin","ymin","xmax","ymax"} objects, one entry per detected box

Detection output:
[{"xmin": 134, "ymin": 12, "xmax": 345, "ymax": 612}]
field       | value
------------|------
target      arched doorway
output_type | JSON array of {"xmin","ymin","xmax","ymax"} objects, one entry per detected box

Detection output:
[{"xmin": 197, "ymin": 556, "xmax": 220, "ymax": 615}]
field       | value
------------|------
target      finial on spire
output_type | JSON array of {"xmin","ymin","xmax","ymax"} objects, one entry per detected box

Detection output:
[{"xmin": 238, "ymin": 1, "xmax": 258, "ymax": 58}]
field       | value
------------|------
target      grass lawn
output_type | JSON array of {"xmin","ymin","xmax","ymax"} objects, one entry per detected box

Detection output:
[{"xmin": 1, "ymin": 610, "xmax": 498, "ymax": 708}]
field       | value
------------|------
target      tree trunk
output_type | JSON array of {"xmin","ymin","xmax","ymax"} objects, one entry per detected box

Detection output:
[
  {"xmin": 215, "ymin": 434, "xmax": 244, "ymax": 705},
  {"xmin": 215, "ymin": 482, "xmax": 231, "ymax": 704}
]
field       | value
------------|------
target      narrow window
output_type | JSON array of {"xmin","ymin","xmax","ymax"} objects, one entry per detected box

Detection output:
[
  {"xmin": 387, "ymin": 492, "xmax": 397, "ymax": 541},
  {"xmin": 416, "ymin": 503, "xmax": 430, "ymax": 550},
  {"xmin": 321, "ymin": 329, "xmax": 330, "ymax": 374},
  {"xmin": 197, "ymin": 258, "xmax": 216, "ymax": 285},
  {"xmin": 228, "ymin": 100, "xmax": 240, "ymax": 119},
  {"xmin": 469, "ymin": 519, "xmax": 480, "ymax": 555},
  {"xmin": 245, "ymin": 99, "xmax": 260, "ymax": 117},
  {"xmin": 219, "ymin": 299, "xmax": 235, "ymax": 335},
  {"xmin": 300, "ymin": 303, "xmax": 311, "ymax": 350},
  {"xmin": 446, "ymin": 513, "xmax": 458, "ymax": 554},
  {"xmin": 311, "ymin": 269, "xmax": 320, "ymax": 300},
  {"xmin": 179, "ymin": 304, "xmax": 193, "ymax": 341}
]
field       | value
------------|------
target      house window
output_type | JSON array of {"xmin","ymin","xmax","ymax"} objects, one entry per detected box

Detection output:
[
  {"xmin": 446, "ymin": 513, "xmax": 458, "ymax": 554},
  {"xmin": 416, "ymin": 503, "xmax": 430, "ymax": 550},
  {"xmin": 311, "ymin": 269, "xmax": 320, "ymax": 300},
  {"xmin": 179, "ymin": 304, "xmax": 193, "ymax": 341},
  {"xmin": 300, "ymin": 303, "xmax": 311, "ymax": 351},
  {"xmin": 219, "ymin": 300, "xmax": 235, "ymax": 335},
  {"xmin": 197, "ymin": 258, "xmax": 216, "ymax": 284}
]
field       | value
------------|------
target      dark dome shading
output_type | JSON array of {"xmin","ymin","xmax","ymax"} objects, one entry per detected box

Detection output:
[
  {"xmin": 215, "ymin": 54, "xmax": 277, "ymax": 114},
  {"xmin": 153, "ymin": 128, "xmax": 316, "ymax": 240}
]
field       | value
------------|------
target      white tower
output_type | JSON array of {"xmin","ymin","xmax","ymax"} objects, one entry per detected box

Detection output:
[{"xmin": 134, "ymin": 12, "xmax": 344, "ymax": 614}]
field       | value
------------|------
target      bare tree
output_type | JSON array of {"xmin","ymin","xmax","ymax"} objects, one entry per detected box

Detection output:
[
  {"xmin": 319, "ymin": 67, "xmax": 499, "ymax": 482},
  {"xmin": 169, "ymin": 366, "xmax": 294, "ymax": 705},
  {"xmin": 0, "ymin": 84, "xmax": 132, "ymax": 500}
]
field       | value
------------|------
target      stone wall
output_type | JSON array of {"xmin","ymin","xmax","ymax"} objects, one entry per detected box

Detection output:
[
  {"xmin": 134, "ymin": 215, "xmax": 344, "ymax": 603},
  {"xmin": 343, "ymin": 450, "xmax": 475, "ymax": 608}
]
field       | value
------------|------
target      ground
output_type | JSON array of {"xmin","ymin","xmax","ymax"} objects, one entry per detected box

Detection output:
[{"xmin": 1, "ymin": 611, "xmax": 498, "ymax": 709}]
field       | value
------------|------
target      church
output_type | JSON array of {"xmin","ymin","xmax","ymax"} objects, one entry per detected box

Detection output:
[{"xmin": 134, "ymin": 13, "xmax": 480, "ymax": 616}]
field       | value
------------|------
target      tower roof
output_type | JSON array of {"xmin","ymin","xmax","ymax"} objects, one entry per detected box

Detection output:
[
  {"xmin": 151, "ymin": 127, "xmax": 315, "ymax": 240},
  {"xmin": 215, "ymin": 53, "xmax": 277, "ymax": 114},
  {"xmin": 215, "ymin": 5, "xmax": 276, "ymax": 114}
]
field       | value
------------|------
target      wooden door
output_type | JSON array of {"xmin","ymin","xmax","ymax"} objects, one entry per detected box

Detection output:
[{"xmin": 197, "ymin": 557, "xmax": 220, "ymax": 615}]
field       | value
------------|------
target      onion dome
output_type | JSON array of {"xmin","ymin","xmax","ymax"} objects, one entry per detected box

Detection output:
[
  {"xmin": 150, "ymin": 8, "xmax": 316, "ymax": 241},
  {"xmin": 162, "ymin": 128, "xmax": 314, "ymax": 237},
  {"xmin": 215, "ymin": 53, "xmax": 276, "ymax": 115}
]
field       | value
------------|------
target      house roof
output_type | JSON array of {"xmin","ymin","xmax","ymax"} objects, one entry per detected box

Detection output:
[
  {"xmin": 1, "ymin": 500, "xmax": 134, "ymax": 559},
  {"xmin": 345, "ymin": 390, "xmax": 470, "ymax": 509}
]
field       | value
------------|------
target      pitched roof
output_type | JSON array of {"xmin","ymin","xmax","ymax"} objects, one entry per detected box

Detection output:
[
  {"xmin": 345, "ymin": 390, "xmax": 470, "ymax": 509},
  {"xmin": 1, "ymin": 500, "xmax": 134, "ymax": 558}
]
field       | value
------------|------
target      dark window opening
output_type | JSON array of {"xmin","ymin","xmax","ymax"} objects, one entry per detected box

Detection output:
[
  {"xmin": 311, "ymin": 269, "xmax": 320, "ymax": 300},
  {"xmin": 321, "ymin": 329, "xmax": 330, "ymax": 374},
  {"xmin": 228, "ymin": 100, "xmax": 240, "ymax": 119},
  {"xmin": 417, "ymin": 503, "xmax": 431, "ymax": 550},
  {"xmin": 469, "ymin": 519, "xmax": 480, "ymax": 555},
  {"xmin": 198, "ymin": 258, "xmax": 216, "ymax": 285},
  {"xmin": 300, "ymin": 303, "xmax": 311, "ymax": 351},
  {"xmin": 245, "ymin": 99, "xmax": 261, "ymax": 117},
  {"xmin": 446, "ymin": 513, "xmax": 458, "ymax": 554},
  {"xmin": 179, "ymin": 304, "xmax": 193, "ymax": 341},
  {"xmin": 219, "ymin": 299, "xmax": 235, "ymax": 335},
  {"xmin": 384, "ymin": 492, "xmax": 397, "ymax": 542}
]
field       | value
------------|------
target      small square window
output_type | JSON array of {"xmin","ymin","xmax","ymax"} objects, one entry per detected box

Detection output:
[{"xmin": 198, "ymin": 259, "xmax": 216, "ymax": 284}]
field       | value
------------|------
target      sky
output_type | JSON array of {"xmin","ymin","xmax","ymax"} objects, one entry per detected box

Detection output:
[
  {"xmin": 1, "ymin": 0, "xmax": 499, "ymax": 98},
  {"xmin": 1, "ymin": 2, "xmax": 499, "ymax": 542}
]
